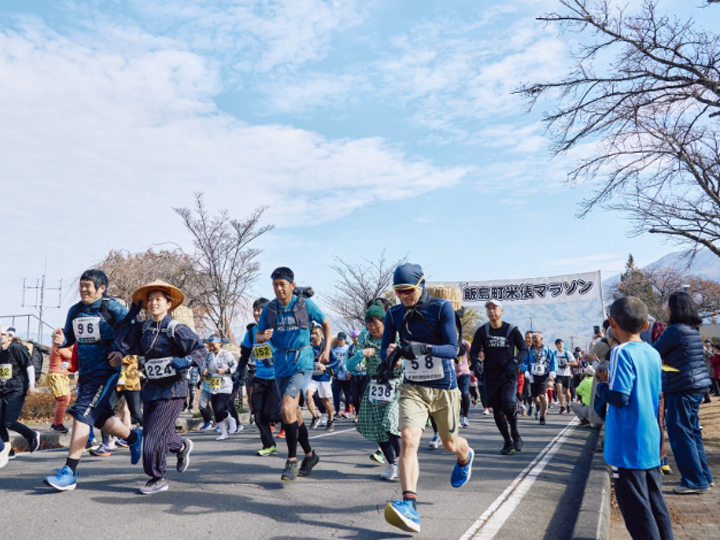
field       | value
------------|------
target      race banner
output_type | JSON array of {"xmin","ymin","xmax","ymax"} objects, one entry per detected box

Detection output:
[{"xmin": 429, "ymin": 270, "xmax": 602, "ymax": 307}]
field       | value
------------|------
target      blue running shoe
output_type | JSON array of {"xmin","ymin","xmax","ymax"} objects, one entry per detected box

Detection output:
[
  {"xmin": 44, "ymin": 465, "xmax": 77, "ymax": 491},
  {"xmin": 130, "ymin": 428, "xmax": 143, "ymax": 465},
  {"xmin": 384, "ymin": 499, "xmax": 421, "ymax": 533},
  {"xmin": 198, "ymin": 421, "xmax": 214, "ymax": 431},
  {"xmin": 451, "ymin": 448, "xmax": 474, "ymax": 488}
]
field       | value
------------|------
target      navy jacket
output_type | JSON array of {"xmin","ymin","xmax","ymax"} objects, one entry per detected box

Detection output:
[{"xmin": 653, "ymin": 324, "xmax": 711, "ymax": 394}]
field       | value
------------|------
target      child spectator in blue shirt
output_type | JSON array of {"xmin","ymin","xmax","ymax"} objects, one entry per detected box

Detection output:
[{"xmin": 595, "ymin": 296, "xmax": 674, "ymax": 540}]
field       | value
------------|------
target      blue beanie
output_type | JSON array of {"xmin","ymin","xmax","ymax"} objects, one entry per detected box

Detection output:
[{"xmin": 393, "ymin": 263, "xmax": 425, "ymax": 288}]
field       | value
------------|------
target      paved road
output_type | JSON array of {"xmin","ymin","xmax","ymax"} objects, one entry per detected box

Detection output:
[{"xmin": 1, "ymin": 409, "xmax": 596, "ymax": 540}]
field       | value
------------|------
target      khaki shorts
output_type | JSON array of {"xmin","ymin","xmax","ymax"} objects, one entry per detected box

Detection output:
[
  {"xmin": 398, "ymin": 384, "xmax": 461, "ymax": 439},
  {"xmin": 48, "ymin": 373, "xmax": 70, "ymax": 398}
]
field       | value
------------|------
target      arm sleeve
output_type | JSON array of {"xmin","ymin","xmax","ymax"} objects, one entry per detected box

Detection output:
[
  {"xmin": 345, "ymin": 350, "xmax": 364, "ymax": 372},
  {"xmin": 26, "ymin": 365, "xmax": 35, "ymax": 387},
  {"xmin": 595, "ymin": 381, "xmax": 630, "ymax": 407},
  {"xmin": 380, "ymin": 311, "xmax": 398, "ymax": 361},
  {"xmin": 430, "ymin": 301, "xmax": 459, "ymax": 359},
  {"xmin": 113, "ymin": 303, "xmax": 143, "ymax": 356},
  {"xmin": 238, "ymin": 345, "xmax": 252, "ymax": 373},
  {"xmin": 513, "ymin": 328, "xmax": 528, "ymax": 366},
  {"xmin": 469, "ymin": 327, "xmax": 483, "ymax": 365}
]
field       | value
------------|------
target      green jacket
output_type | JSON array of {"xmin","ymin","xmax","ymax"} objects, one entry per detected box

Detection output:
[{"xmin": 576, "ymin": 376, "xmax": 594, "ymax": 406}]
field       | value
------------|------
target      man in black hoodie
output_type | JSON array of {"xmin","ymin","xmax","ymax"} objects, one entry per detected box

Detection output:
[{"xmin": 470, "ymin": 300, "xmax": 528, "ymax": 455}]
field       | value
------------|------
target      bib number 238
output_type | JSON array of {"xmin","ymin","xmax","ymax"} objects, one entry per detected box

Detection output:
[
  {"xmin": 368, "ymin": 380, "xmax": 396, "ymax": 403},
  {"xmin": 405, "ymin": 354, "xmax": 444, "ymax": 381}
]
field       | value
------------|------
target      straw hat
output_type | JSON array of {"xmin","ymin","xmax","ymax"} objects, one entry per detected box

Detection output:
[{"xmin": 132, "ymin": 280, "xmax": 185, "ymax": 308}]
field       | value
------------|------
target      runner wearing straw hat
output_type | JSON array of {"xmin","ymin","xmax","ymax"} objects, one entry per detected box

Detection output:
[{"xmin": 113, "ymin": 280, "xmax": 206, "ymax": 494}]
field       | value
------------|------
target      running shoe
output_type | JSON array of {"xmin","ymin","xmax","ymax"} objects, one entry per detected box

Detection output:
[
  {"xmin": 44, "ymin": 465, "xmax": 77, "ymax": 491},
  {"xmin": 235, "ymin": 423, "xmax": 244, "ymax": 433},
  {"xmin": 277, "ymin": 428, "xmax": 286, "ymax": 439},
  {"xmin": 512, "ymin": 434, "xmax": 525, "ymax": 453},
  {"xmin": 50, "ymin": 424, "xmax": 69, "ymax": 434},
  {"xmin": 8, "ymin": 449, "xmax": 15, "ymax": 460},
  {"xmin": 115, "ymin": 439, "xmax": 128, "ymax": 448},
  {"xmin": 370, "ymin": 450, "xmax": 386, "ymax": 464},
  {"xmin": 0, "ymin": 443, "xmax": 9, "ymax": 469},
  {"xmin": 673, "ymin": 486, "xmax": 712, "ymax": 494},
  {"xmin": 500, "ymin": 442, "xmax": 515, "ymax": 455},
  {"xmin": 333, "ymin": 414, "xmax": 343, "ymax": 420},
  {"xmin": 199, "ymin": 421, "xmax": 214, "ymax": 431},
  {"xmin": 428, "ymin": 434, "xmax": 441, "ymax": 449},
  {"xmin": 340, "ymin": 412, "xmax": 348, "ymax": 419},
  {"xmin": 539, "ymin": 416, "xmax": 546, "ymax": 426},
  {"xmin": 257, "ymin": 445, "xmax": 279, "ymax": 457},
  {"xmin": 380, "ymin": 463, "xmax": 398, "ymax": 481},
  {"xmin": 270, "ymin": 423, "xmax": 276, "ymax": 432},
  {"xmin": 385, "ymin": 499, "xmax": 421, "ymax": 533},
  {"xmin": 451, "ymin": 448, "xmax": 474, "ymax": 488},
  {"xmin": 310, "ymin": 416, "xmax": 321, "ymax": 429},
  {"xmin": 176, "ymin": 439, "xmax": 193, "ymax": 473},
  {"xmin": 90, "ymin": 443, "xmax": 111, "ymax": 457},
  {"xmin": 325, "ymin": 421, "xmax": 334, "ymax": 432},
  {"xmin": 579, "ymin": 419, "xmax": 591, "ymax": 426},
  {"xmin": 298, "ymin": 450, "xmax": 320, "ymax": 477},
  {"xmin": 482, "ymin": 409, "xmax": 490, "ymax": 416},
  {"xmin": 535, "ymin": 411, "xmax": 540, "ymax": 420},
  {"xmin": 661, "ymin": 464, "xmax": 673, "ymax": 475},
  {"xmin": 281, "ymin": 459, "xmax": 298, "ymax": 481},
  {"xmin": 129, "ymin": 428, "xmax": 143, "ymax": 465},
  {"xmin": 29, "ymin": 431, "xmax": 41, "ymax": 453},
  {"xmin": 85, "ymin": 438, "xmax": 96, "ymax": 451},
  {"xmin": 140, "ymin": 477, "xmax": 169, "ymax": 495}
]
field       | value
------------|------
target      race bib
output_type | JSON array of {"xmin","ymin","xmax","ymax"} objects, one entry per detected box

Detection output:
[
  {"xmin": 253, "ymin": 343, "xmax": 274, "ymax": 367},
  {"xmin": 145, "ymin": 357, "xmax": 177, "ymax": 380},
  {"xmin": 117, "ymin": 368, "xmax": 126, "ymax": 387},
  {"xmin": 531, "ymin": 363, "xmax": 547, "ymax": 376},
  {"xmin": 368, "ymin": 380, "xmax": 396, "ymax": 403},
  {"xmin": 73, "ymin": 316, "xmax": 102, "ymax": 344},
  {"xmin": 204, "ymin": 376, "xmax": 222, "ymax": 393},
  {"xmin": 0, "ymin": 364, "xmax": 12, "ymax": 380},
  {"xmin": 404, "ymin": 354, "xmax": 444, "ymax": 382}
]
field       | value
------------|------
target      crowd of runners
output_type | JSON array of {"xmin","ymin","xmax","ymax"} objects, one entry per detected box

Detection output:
[{"xmin": 0, "ymin": 263, "xmax": 715, "ymax": 538}]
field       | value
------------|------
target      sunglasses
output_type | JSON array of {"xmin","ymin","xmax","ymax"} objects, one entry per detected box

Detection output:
[{"xmin": 394, "ymin": 288, "xmax": 417, "ymax": 296}]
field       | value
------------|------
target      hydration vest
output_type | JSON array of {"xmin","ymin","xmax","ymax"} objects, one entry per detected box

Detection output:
[{"xmin": 264, "ymin": 297, "xmax": 310, "ymax": 331}]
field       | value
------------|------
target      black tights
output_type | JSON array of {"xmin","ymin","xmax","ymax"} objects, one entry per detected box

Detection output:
[{"xmin": 379, "ymin": 432, "xmax": 401, "ymax": 464}]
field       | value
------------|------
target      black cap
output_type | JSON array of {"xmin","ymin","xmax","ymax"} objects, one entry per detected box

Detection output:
[
  {"xmin": 271, "ymin": 267, "xmax": 294, "ymax": 282},
  {"xmin": 337, "ymin": 332, "xmax": 347, "ymax": 340}
]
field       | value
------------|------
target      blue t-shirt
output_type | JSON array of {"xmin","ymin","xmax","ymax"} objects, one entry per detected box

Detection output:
[
  {"xmin": 62, "ymin": 298, "xmax": 128, "ymax": 374},
  {"xmin": 256, "ymin": 295, "xmax": 326, "ymax": 378},
  {"xmin": 332, "ymin": 344, "xmax": 350, "ymax": 379},
  {"xmin": 604, "ymin": 341, "xmax": 662, "ymax": 470},
  {"xmin": 241, "ymin": 326, "xmax": 275, "ymax": 380}
]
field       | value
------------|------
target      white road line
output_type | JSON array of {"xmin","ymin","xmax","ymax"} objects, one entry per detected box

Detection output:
[
  {"xmin": 308, "ymin": 427, "xmax": 357, "ymax": 440},
  {"xmin": 458, "ymin": 418, "xmax": 579, "ymax": 540}
]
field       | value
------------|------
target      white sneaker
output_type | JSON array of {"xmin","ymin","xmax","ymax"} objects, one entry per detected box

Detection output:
[
  {"xmin": 428, "ymin": 434, "xmax": 441, "ymax": 449},
  {"xmin": 235, "ymin": 423, "xmax": 244, "ymax": 433},
  {"xmin": 381, "ymin": 463, "xmax": 398, "ymax": 481},
  {"xmin": 216, "ymin": 419, "xmax": 229, "ymax": 441},
  {"xmin": 227, "ymin": 416, "xmax": 237, "ymax": 435},
  {"xmin": 0, "ymin": 443, "xmax": 9, "ymax": 469},
  {"xmin": 107, "ymin": 438, "xmax": 117, "ymax": 450},
  {"xmin": 318, "ymin": 414, "xmax": 328, "ymax": 427},
  {"xmin": 463, "ymin": 416, "xmax": 470, "ymax": 427}
]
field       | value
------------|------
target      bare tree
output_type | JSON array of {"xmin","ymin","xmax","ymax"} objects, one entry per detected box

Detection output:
[
  {"xmin": 174, "ymin": 193, "xmax": 274, "ymax": 342},
  {"xmin": 324, "ymin": 251, "xmax": 407, "ymax": 330},
  {"xmin": 517, "ymin": 0, "xmax": 720, "ymax": 257},
  {"xmin": 97, "ymin": 247, "xmax": 213, "ymax": 334}
]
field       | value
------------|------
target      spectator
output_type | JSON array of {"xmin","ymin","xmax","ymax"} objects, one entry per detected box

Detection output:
[
  {"xmin": 709, "ymin": 344, "xmax": 720, "ymax": 398},
  {"xmin": 571, "ymin": 366, "xmax": 595, "ymax": 425},
  {"xmin": 654, "ymin": 291, "xmax": 713, "ymax": 494}
]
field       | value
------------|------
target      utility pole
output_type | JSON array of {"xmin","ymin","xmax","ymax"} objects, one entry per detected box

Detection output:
[{"xmin": 22, "ymin": 259, "xmax": 62, "ymax": 346}]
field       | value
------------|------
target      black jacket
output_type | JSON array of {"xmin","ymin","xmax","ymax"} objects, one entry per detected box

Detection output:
[{"xmin": 654, "ymin": 324, "xmax": 711, "ymax": 394}]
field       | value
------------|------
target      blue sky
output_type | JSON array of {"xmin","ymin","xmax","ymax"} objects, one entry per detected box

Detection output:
[{"xmin": 1, "ymin": 0, "xmax": 714, "ymax": 333}]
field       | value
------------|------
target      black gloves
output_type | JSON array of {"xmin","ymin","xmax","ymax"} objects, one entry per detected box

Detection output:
[{"xmin": 400, "ymin": 342, "xmax": 429, "ymax": 359}]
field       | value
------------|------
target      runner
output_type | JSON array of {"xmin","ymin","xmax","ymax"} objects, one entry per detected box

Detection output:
[
  {"xmin": 256, "ymin": 267, "xmax": 329, "ymax": 481},
  {"xmin": 469, "ymin": 299, "xmax": 528, "ymax": 455},
  {"xmin": 47, "ymin": 332, "xmax": 72, "ymax": 433},
  {"xmin": 202, "ymin": 336, "xmax": 238, "ymax": 440},
  {"xmin": 379, "ymin": 263, "xmax": 473, "ymax": 534},
  {"xmin": 307, "ymin": 325, "xmax": 338, "ymax": 431},
  {"xmin": 114, "ymin": 280, "xmax": 205, "ymax": 494},
  {"xmin": 522, "ymin": 332, "xmax": 557, "ymax": 426},
  {"xmin": 348, "ymin": 330, "xmax": 369, "ymax": 425},
  {"xmin": 1, "ymin": 326, "xmax": 40, "ymax": 461},
  {"xmin": 455, "ymin": 312, "xmax": 472, "ymax": 428},
  {"xmin": 239, "ymin": 298, "xmax": 282, "ymax": 456},
  {"xmin": 331, "ymin": 332, "xmax": 352, "ymax": 420},
  {"xmin": 44, "ymin": 270, "xmax": 138, "ymax": 491},
  {"xmin": 553, "ymin": 339, "xmax": 576, "ymax": 414},
  {"xmin": 348, "ymin": 301, "xmax": 403, "ymax": 481}
]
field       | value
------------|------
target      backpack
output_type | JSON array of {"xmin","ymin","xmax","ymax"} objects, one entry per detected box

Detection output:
[
  {"xmin": 140, "ymin": 318, "xmax": 182, "ymax": 339},
  {"xmin": 480, "ymin": 322, "xmax": 518, "ymax": 355},
  {"xmin": 264, "ymin": 297, "xmax": 310, "ymax": 331}
]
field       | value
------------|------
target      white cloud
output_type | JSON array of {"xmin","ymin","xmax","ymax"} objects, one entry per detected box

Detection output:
[{"xmin": 262, "ymin": 70, "xmax": 373, "ymax": 113}]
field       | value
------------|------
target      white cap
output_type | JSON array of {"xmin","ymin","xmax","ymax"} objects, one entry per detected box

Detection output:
[
  {"xmin": 1, "ymin": 327, "xmax": 16, "ymax": 337},
  {"xmin": 485, "ymin": 299, "xmax": 502, "ymax": 308},
  {"xmin": 585, "ymin": 365, "xmax": 595, "ymax": 376}
]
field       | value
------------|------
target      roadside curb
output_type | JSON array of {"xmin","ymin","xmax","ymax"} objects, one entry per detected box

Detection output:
[
  {"xmin": 571, "ymin": 427, "xmax": 610, "ymax": 540},
  {"xmin": 10, "ymin": 412, "xmax": 252, "ymax": 451}
]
